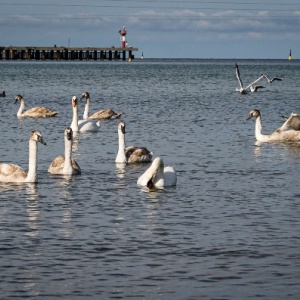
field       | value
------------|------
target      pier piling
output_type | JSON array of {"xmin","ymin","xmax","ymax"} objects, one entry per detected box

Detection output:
[{"xmin": 0, "ymin": 46, "xmax": 137, "ymax": 61}]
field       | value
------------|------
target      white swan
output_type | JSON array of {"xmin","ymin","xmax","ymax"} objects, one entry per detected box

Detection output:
[
  {"xmin": 235, "ymin": 64, "xmax": 265, "ymax": 94},
  {"xmin": 115, "ymin": 121, "xmax": 153, "ymax": 163},
  {"xmin": 246, "ymin": 109, "xmax": 300, "ymax": 142},
  {"xmin": 262, "ymin": 74, "xmax": 283, "ymax": 83},
  {"xmin": 70, "ymin": 96, "xmax": 100, "ymax": 132},
  {"xmin": 80, "ymin": 91, "xmax": 122, "ymax": 120},
  {"xmin": 48, "ymin": 127, "xmax": 81, "ymax": 175},
  {"xmin": 137, "ymin": 157, "xmax": 177, "ymax": 188},
  {"xmin": 15, "ymin": 94, "xmax": 58, "ymax": 118},
  {"xmin": 0, "ymin": 130, "xmax": 46, "ymax": 183}
]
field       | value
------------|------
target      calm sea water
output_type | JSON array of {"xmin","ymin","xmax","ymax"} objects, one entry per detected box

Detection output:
[{"xmin": 0, "ymin": 59, "xmax": 300, "ymax": 299}]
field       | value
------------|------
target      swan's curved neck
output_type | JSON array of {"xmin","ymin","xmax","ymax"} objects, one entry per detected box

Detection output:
[
  {"xmin": 63, "ymin": 136, "xmax": 73, "ymax": 173},
  {"xmin": 26, "ymin": 139, "xmax": 38, "ymax": 182},
  {"xmin": 255, "ymin": 115, "xmax": 270, "ymax": 142},
  {"xmin": 17, "ymin": 99, "xmax": 25, "ymax": 117},
  {"xmin": 115, "ymin": 130, "xmax": 127, "ymax": 163},
  {"xmin": 71, "ymin": 106, "xmax": 79, "ymax": 132},
  {"xmin": 83, "ymin": 98, "xmax": 90, "ymax": 120}
]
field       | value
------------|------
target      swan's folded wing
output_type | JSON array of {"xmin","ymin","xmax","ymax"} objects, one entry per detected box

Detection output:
[
  {"xmin": 48, "ymin": 155, "xmax": 65, "ymax": 173},
  {"xmin": 25, "ymin": 107, "xmax": 58, "ymax": 116},
  {"xmin": 0, "ymin": 163, "xmax": 27, "ymax": 180},
  {"xmin": 90, "ymin": 109, "xmax": 113, "ymax": 119},
  {"xmin": 279, "ymin": 113, "xmax": 300, "ymax": 132},
  {"xmin": 126, "ymin": 146, "xmax": 153, "ymax": 163}
]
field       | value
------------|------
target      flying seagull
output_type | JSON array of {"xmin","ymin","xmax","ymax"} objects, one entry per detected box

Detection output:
[
  {"xmin": 235, "ymin": 64, "xmax": 265, "ymax": 94},
  {"xmin": 262, "ymin": 74, "xmax": 283, "ymax": 83}
]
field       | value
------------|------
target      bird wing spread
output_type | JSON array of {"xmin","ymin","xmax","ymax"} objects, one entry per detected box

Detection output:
[{"xmin": 279, "ymin": 113, "xmax": 300, "ymax": 132}]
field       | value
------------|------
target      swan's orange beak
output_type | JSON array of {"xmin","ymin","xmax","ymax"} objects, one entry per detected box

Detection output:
[{"xmin": 72, "ymin": 100, "xmax": 77, "ymax": 107}]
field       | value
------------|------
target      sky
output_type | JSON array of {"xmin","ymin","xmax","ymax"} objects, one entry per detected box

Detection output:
[{"xmin": 0, "ymin": 0, "xmax": 299, "ymax": 59}]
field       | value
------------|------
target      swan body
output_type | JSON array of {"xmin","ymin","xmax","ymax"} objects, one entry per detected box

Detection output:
[
  {"xmin": 235, "ymin": 64, "xmax": 265, "ymax": 94},
  {"xmin": 115, "ymin": 121, "xmax": 153, "ymax": 163},
  {"xmin": 137, "ymin": 157, "xmax": 177, "ymax": 188},
  {"xmin": 81, "ymin": 92, "xmax": 122, "ymax": 120},
  {"xmin": 15, "ymin": 95, "xmax": 58, "ymax": 118},
  {"xmin": 70, "ymin": 96, "xmax": 100, "ymax": 132},
  {"xmin": 0, "ymin": 130, "xmax": 46, "ymax": 183},
  {"xmin": 48, "ymin": 127, "xmax": 81, "ymax": 175},
  {"xmin": 246, "ymin": 109, "xmax": 300, "ymax": 142}
]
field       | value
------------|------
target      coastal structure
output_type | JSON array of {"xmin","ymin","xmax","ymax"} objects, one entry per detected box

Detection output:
[
  {"xmin": 288, "ymin": 49, "xmax": 292, "ymax": 61},
  {"xmin": 0, "ymin": 45, "xmax": 138, "ymax": 61},
  {"xmin": 0, "ymin": 26, "xmax": 138, "ymax": 61}
]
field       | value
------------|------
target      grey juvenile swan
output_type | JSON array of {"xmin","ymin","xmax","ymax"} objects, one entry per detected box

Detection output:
[
  {"xmin": 246, "ymin": 109, "xmax": 300, "ymax": 142},
  {"xmin": 81, "ymin": 92, "xmax": 122, "ymax": 120},
  {"xmin": 115, "ymin": 121, "xmax": 153, "ymax": 163},
  {"xmin": 0, "ymin": 130, "xmax": 46, "ymax": 183},
  {"xmin": 15, "ymin": 95, "xmax": 58, "ymax": 118},
  {"xmin": 48, "ymin": 127, "xmax": 81, "ymax": 175}
]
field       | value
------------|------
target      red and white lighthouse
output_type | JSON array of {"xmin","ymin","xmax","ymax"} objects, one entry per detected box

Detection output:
[{"xmin": 119, "ymin": 26, "xmax": 127, "ymax": 48}]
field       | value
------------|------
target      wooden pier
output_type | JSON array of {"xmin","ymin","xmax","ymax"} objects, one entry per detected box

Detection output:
[{"xmin": 0, "ymin": 45, "xmax": 138, "ymax": 61}]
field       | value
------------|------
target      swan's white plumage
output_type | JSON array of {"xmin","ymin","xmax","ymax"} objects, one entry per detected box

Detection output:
[
  {"xmin": 0, "ymin": 130, "xmax": 46, "ymax": 183},
  {"xmin": 48, "ymin": 127, "xmax": 81, "ymax": 175},
  {"xmin": 81, "ymin": 91, "xmax": 122, "ymax": 120},
  {"xmin": 115, "ymin": 121, "xmax": 153, "ymax": 163},
  {"xmin": 15, "ymin": 95, "xmax": 58, "ymax": 118},
  {"xmin": 70, "ymin": 96, "xmax": 100, "ymax": 132},
  {"xmin": 246, "ymin": 109, "xmax": 300, "ymax": 142},
  {"xmin": 137, "ymin": 157, "xmax": 177, "ymax": 188}
]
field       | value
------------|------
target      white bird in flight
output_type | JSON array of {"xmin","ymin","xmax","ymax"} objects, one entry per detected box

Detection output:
[
  {"xmin": 235, "ymin": 63, "xmax": 265, "ymax": 94},
  {"xmin": 262, "ymin": 74, "xmax": 283, "ymax": 84}
]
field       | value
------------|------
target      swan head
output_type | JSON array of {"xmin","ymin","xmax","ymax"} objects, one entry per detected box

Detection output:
[
  {"xmin": 246, "ymin": 109, "xmax": 261, "ymax": 121},
  {"xmin": 30, "ymin": 130, "xmax": 46, "ymax": 145},
  {"xmin": 15, "ymin": 94, "xmax": 24, "ymax": 103},
  {"xmin": 80, "ymin": 91, "xmax": 90, "ymax": 101},
  {"xmin": 146, "ymin": 157, "xmax": 164, "ymax": 188},
  {"xmin": 65, "ymin": 127, "xmax": 73, "ymax": 141},
  {"xmin": 72, "ymin": 96, "xmax": 78, "ymax": 107},
  {"xmin": 118, "ymin": 121, "xmax": 126, "ymax": 134}
]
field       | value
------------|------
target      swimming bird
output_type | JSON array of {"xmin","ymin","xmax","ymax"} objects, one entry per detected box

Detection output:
[
  {"xmin": 246, "ymin": 109, "xmax": 300, "ymax": 142},
  {"xmin": 235, "ymin": 64, "xmax": 265, "ymax": 94},
  {"xmin": 0, "ymin": 91, "xmax": 5, "ymax": 97},
  {"xmin": 15, "ymin": 94, "xmax": 58, "ymax": 118},
  {"xmin": 80, "ymin": 91, "xmax": 122, "ymax": 120},
  {"xmin": 70, "ymin": 96, "xmax": 100, "ymax": 132},
  {"xmin": 0, "ymin": 130, "xmax": 46, "ymax": 183},
  {"xmin": 48, "ymin": 127, "xmax": 81, "ymax": 175},
  {"xmin": 262, "ymin": 74, "xmax": 283, "ymax": 83},
  {"xmin": 137, "ymin": 157, "xmax": 177, "ymax": 188},
  {"xmin": 115, "ymin": 121, "xmax": 153, "ymax": 163}
]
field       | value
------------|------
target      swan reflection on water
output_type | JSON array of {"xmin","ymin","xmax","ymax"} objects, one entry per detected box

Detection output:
[
  {"xmin": 115, "ymin": 163, "xmax": 126, "ymax": 180},
  {"xmin": 253, "ymin": 140, "xmax": 300, "ymax": 159},
  {"xmin": 25, "ymin": 184, "xmax": 40, "ymax": 238}
]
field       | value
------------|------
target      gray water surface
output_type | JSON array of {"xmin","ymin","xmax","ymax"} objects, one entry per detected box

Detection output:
[{"xmin": 0, "ymin": 59, "xmax": 300, "ymax": 299}]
